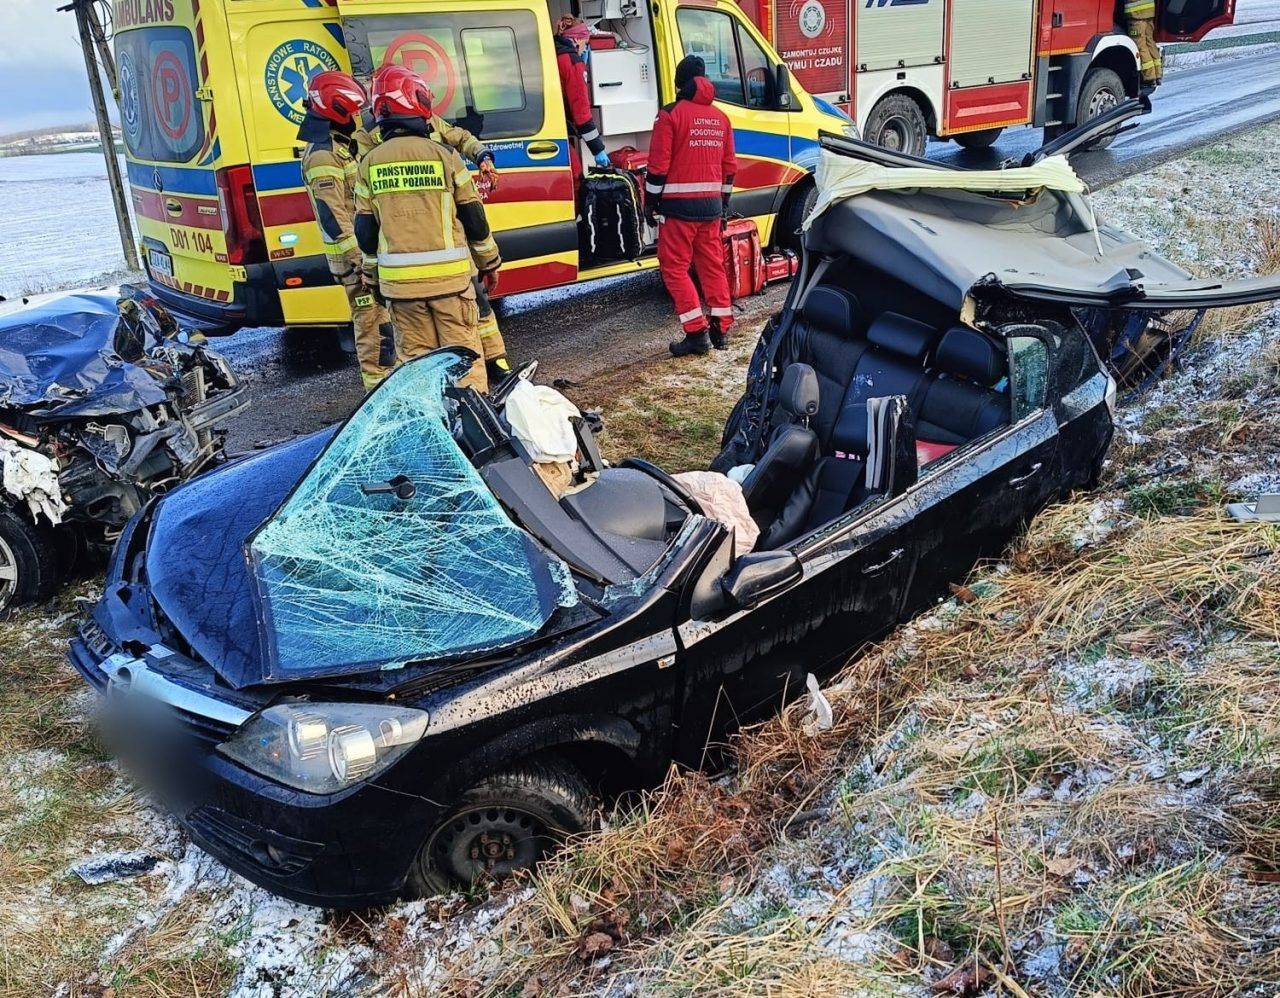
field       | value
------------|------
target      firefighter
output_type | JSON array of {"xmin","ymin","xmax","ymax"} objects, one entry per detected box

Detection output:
[
  {"xmin": 645, "ymin": 55, "xmax": 737, "ymax": 357},
  {"xmin": 354, "ymin": 95, "xmax": 512, "ymax": 383},
  {"xmin": 555, "ymin": 17, "xmax": 611, "ymax": 178},
  {"xmin": 1124, "ymin": 0, "xmax": 1163, "ymax": 89},
  {"xmin": 354, "ymin": 66, "xmax": 502, "ymax": 392},
  {"xmin": 297, "ymin": 71, "xmax": 393, "ymax": 390}
]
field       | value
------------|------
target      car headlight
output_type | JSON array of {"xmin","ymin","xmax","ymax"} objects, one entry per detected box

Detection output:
[
  {"xmin": 219, "ymin": 702, "xmax": 428, "ymax": 794},
  {"xmin": 1104, "ymin": 374, "xmax": 1118, "ymax": 420},
  {"xmin": 843, "ymin": 121, "xmax": 861, "ymax": 141}
]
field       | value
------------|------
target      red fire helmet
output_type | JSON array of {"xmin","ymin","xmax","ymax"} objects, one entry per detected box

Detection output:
[
  {"xmin": 371, "ymin": 65, "xmax": 434, "ymax": 121},
  {"xmin": 304, "ymin": 71, "xmax": 368, "ymax": 127}
]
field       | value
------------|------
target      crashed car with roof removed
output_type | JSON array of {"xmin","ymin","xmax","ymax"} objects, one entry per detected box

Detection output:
[
  {"xmin": 71, "ymin": 119, "xmax": 1280, "ymax": 907},
  {"xmin": 0, "ymin": 289, "xmax": 247, "ymax": 613}
]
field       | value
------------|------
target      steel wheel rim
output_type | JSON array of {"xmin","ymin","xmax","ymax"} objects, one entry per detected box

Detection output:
[
  {"xmin": 431, "ymin": 805, "xmax": 552, "ymax": 882},
  {"xmin": 879, "ymin": 115, "xmax": 910, "ymax": 151},
  {"xmin": 0, "ymin": 532, "xmax": 17, "ymax": 608},
  {"xmin": 1088, "ymin": 87, "xmax": 1120, "ymax": 118}
]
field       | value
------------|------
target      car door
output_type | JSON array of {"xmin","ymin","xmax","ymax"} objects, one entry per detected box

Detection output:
[
  {"xmin": 338, "ymin": 1, "xmax": 580, "ymax": 293},
  {"xmin": 673, "ymin": 491, "xmax": 917, "ymax": 763},
  {"xmin": 1155, "ymin": 0, "xmax": 1236, "ymax": 42}
]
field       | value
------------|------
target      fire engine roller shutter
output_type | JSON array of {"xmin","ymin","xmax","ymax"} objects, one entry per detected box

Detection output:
[
  {"xmin": 949, "ymin": 0, "xmax": 1036, "ymax": 88},
  {"xmin": 855, "ymin": 0, "xmax": 944, "ymax": 73}
]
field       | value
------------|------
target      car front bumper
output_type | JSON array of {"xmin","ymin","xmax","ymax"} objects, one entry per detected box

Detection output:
[{"xmin": 68, "ymin": 627, "xmax": 439, "ymax": 908}]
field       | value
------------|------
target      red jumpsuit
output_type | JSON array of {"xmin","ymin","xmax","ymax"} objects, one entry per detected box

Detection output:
[
  {"xmin": 555, "ymin": 36, "xmax": 605, "ymax": 178},
  {"xmin": 647, "ymin": 76, "xmax": 736, "ymax": 334}
]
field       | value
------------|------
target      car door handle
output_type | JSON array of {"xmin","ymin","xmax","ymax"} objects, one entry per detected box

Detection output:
[
  {"xmin": 1008, "ymin": 463, "xmax": 1043, "ymax": 489},
  {"xmin": 525, "ymin": 141, "xmax": 562, "ymax": 159},
  {"xmin": 862, "ymin": 548, "xmax": 905, "ymax": 576}
]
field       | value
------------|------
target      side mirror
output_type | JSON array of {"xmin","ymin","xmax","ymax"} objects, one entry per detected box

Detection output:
[
  {"xmin": 775, "ymin": 64, "xmax": 792, "ymax": 110},
  {"xmin": 721, "ymin": 550, "xmax": 802, "ymax": 610}
]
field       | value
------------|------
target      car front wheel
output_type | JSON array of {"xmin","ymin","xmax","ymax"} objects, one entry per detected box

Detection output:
[
  {"xmin": 0, "ymin": 507, "xmax": 59, "ymax": 617},
  {"xmin": 863, "ymin": 93, "xmax": 929, "ymax": 158},
  {"xmin": 409, "ymin": 758, "xmax": 597, "ymax": 894}
]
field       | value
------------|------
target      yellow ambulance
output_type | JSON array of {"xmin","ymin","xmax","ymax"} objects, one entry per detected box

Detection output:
[{"xmin": 115, "ymin": 0, "xmax": 856, "ymax": 333}]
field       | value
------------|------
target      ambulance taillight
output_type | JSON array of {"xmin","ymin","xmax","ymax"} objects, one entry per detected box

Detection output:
[{"xmin": 216, "ymin": 165, "xmax": 268, "ymax": 266}]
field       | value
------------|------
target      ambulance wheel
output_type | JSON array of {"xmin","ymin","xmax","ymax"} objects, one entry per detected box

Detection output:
[
  {"xmin": 1075, "ymin": 68, "xmax": 1126, "ymax": 150},
  {"xmin": 954, "ymin": 128, "xmax": 1003, "ymax": 150},
  {"xmin": 778, "ymin": 180, "xmax": 817, "ymax": 251},
  {"xmin": 0, "ymin": 506, "xmax": 60, "ymax": 618},
  {"xmin": 863, "ymin": 94, "xmax": 929, "ymax": 158}
]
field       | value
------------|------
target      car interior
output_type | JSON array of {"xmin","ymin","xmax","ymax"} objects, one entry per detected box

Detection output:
[{"xmin": 741, "ymin": 272, "xmax": 1014, "ymax": 549}]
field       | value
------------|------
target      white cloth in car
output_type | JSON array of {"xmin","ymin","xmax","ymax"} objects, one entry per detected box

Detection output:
[
  {"xmin": 505, "ymin": 380, "xmax": 581, "ymax": 464},
  {"xmin": 673, "ymin": 470, "xmax": 759, "ymax": 552}
]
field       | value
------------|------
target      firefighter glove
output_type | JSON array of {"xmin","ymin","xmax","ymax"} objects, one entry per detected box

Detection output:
[
  {"xmin": 479, "ymin": 157, "xmax": 499, "ymax": 190},
  {"xmin": 481, "ymin": 268, "xmax": 500, "ymax": 295}
]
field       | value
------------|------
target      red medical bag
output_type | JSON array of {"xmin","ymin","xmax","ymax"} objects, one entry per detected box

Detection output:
[
  {"xmin": 608, "ymin": 146, "xmax": 648, "ymax": 172},
  {"xmin": 762, "ymin": 249, "xmax": 798, "ymax": 285},
  {"xmin": 722, "ymin": 217, "xmax": 764, "ymax": 299}
]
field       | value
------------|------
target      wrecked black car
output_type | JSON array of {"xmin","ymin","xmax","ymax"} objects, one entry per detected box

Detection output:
[{"xmin": 0, "ymin": 289, "xmax": 248, "ymax": 612}]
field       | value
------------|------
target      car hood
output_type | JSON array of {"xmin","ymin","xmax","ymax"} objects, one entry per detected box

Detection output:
[
  {"xmin": 147, "ymin": 351, "xmax": 575, "ymax": 689},
  {"xmin": 804, "ymin": 148, "xmax": 1280, "ymax": 313}
]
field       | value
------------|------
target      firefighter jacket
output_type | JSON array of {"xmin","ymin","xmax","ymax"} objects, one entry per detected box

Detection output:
[
  {"xmin": 646, "ymin": 76, "xmax": 736, "ymax": 222},
  {"xmin": 301, "ymin": 124, "xmax": 362, "ymax": 277},
  {"xmin": 554, "ymin": 36, "xmax": 605, "ymax": 156},
  {"xmin": 356, "ymin": 110, "xmax": 494, "ymax": 166},
  {"xmin": 354, "ymin": 122, "xmax": 501, "ymax": 300}
]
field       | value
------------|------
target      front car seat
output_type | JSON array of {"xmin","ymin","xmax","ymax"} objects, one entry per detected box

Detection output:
[{"xmin": 741, "ymin": 362, "xmax": 821, "ymax": 528}]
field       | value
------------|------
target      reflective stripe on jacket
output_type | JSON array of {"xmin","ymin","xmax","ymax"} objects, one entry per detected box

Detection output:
[
  {"xmin": 646, "ymin": 76, "xmax": 736, "ymax": 221},
  {"xmin": 354, "ymin": 132, "xmax": 501, "ymax": 300},
  {"xmin": 302, "ymin": 131, "xmax": 362, "ymax": 274}
]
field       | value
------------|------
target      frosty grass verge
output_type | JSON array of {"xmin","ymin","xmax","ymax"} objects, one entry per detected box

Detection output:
[{"xmin": 0, "ymin": 124, "xmax": 1277, "ymax": 997}]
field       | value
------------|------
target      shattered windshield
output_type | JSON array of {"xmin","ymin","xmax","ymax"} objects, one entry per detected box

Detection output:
[{"xmin": 246, "ymin": 351, "xmax": 577, "ymax": 681}]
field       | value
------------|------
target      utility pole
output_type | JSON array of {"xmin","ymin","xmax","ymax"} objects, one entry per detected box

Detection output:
[{"xmin": 60, "ymin": 0, "xmax": 139, "ymax": 272}]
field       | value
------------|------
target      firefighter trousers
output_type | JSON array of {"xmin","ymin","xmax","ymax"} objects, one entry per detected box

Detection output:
[
  {"xmin": 473, "ymin": 276, "xmax": 507, "ymax": 362},
  {"xmin": 1125, "ymin": 7, "xmax": 1162, "ymax": 83},
  {"xmin": 389, "ymin": 284, "xmax": 487, "ymax": 392},
  {"xmin": 657, "ymin": 216, "xmax": 733, "ymax": 335},
  {"xmin": 342, "ymin": 275, "xmax": 393, "ymax": 391}
]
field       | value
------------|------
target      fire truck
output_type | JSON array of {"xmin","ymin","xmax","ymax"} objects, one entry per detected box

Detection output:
[{"xmin": 741, "ymin": 0, "xmax": 1237, "ymax": 155}]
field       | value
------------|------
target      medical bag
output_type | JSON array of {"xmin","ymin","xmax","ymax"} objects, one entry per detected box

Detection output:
[
  {"xmin": 763, "ymin": 248, "xmax": 798, "ymax": 285},
  {"xmin": 608, "ymin": 146, "xmax": 648, "ymax": 172},
  {"xmin": 722, "ymin": 217, "xmax": 765, "ymax": 299},
  {"xmin": 581, "ymin": 168, "xmax": 645, "ymax": 263}
]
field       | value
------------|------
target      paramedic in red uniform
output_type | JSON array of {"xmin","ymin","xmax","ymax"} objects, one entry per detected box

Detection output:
[
  {"xmin": 555, "ymin": 17, "xmax": 611, "ymax": 178},
  {"xmin": 646, "ymin": 55, "xmax": 737, "ymax": 356}
]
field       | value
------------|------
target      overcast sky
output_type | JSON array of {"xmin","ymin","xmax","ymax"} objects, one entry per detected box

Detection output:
[{"xmin": 0, "ymin": 1, "xmax": 113, "ymax": 134}]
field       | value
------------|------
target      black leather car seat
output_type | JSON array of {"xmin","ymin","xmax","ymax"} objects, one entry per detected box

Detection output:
[
  {"xmin": 917, "ymin": 327, "xmax": 1010, "ymax": 445},
  {"xmin": 742, "ymin": 362, "xmax": 821, "ymax": 528},
  {"xmin": 789, "ymin": 286, "xmax": 870, "ymax": 444}
]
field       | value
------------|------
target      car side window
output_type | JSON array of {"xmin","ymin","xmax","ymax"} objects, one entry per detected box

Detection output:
[
  {"xmin": 345, "ymin": 12, "xmax": 544, "ymax": 139},
  {"xmin": 1008, "ymin": 335, "xmax": 1049, "ymax": 421},
  {"xmin": 675, "ymin": 8, "xmax": 772, "ymax": 109}
]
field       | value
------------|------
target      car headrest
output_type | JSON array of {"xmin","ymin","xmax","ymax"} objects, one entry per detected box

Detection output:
[
  {"xmin": 801, "ymin": 286, "xmax": 863, "ymax": 337},
  {"xmin": 935, "ymin": 327, "xmax": 1006, "ymax": 385},
  {"xmin": 866, "ymin": 312, "xmax": 937, "ymax": 361},
  {"xmin": 778, "ymin": 363, "xmax": 819, "ymax": 419}
]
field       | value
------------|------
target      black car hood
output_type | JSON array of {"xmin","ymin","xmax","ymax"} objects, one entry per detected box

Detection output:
[
  {"xmin": 146, "ymin": 429, "xmax": 332, "ymax": 689},
  {"xmin": 0, "ymin": 292, "xmax": 171, "ymax": 418}
]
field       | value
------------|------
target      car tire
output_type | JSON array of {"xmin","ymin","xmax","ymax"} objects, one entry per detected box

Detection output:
[
  {"xmin": 863, "ymin": 93, "xmax": 929, "ymax": 158},
  {"xmin": 408, "ymin": 757, "xmax": 598, "ymax": 895},
  {"xmin": 778, "ymin": 179, "xmax": 817, "ymax": 252},
  {"xmin": 0, "ymin": 506, "xmax": 60, "ymax": 617},
  {"xmin": 953, "ymin": 127, "xmax": 1003, "ymax": 150},
  {"xmin": 1073, "ymin": 68, "xmax": 1126, "ymax": 150}
]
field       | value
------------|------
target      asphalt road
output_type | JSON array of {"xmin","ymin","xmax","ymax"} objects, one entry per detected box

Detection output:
[{"xmin": 218, "ymin": 48, "xmax": 1280, "ymax": 454}]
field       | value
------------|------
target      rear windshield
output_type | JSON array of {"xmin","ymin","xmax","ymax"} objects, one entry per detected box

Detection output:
[
  {"xmin": 344, "ymin": 11, "xmax": 545, "ymax": 140},
  {"xmin": 116, "ymin": 26, "xmax": 207, "ymax": 164}
]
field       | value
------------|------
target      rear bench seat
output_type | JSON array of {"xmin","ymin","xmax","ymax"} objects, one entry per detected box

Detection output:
[{"xmin": 756, "ymin": 286, "xmax": 1011, "ymax": 548}]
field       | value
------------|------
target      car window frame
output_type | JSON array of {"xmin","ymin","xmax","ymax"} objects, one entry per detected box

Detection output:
[{"xmin": 674, "ymin": 6, "xmax": 775, "ymax": 110}]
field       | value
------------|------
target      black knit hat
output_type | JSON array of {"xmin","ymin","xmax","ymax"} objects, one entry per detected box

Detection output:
[{"xmin": 674, "ymin": 54, "xmax": 705, "ymax": 89}]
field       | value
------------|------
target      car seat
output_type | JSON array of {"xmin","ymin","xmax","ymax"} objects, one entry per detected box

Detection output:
[
  {"xmin": 916, "ymin": 327, "xmax": 1010, "ymax": 445},
  {"xmin": 741, "ymin": 362, "xmax": 820, "ymax": 528},
  {"xmin": 788, "ymin": 285, "xmax": 869, "ymax": 444}
]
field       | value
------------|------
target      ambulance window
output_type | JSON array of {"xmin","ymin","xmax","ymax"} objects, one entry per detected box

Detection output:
[
  {"xmin": 114, "ymin": 27, "xmax": 207, "ymax": 164},
  {"xmin": 675, "ymin": 8, "xmax": 774, "ymax": 110},
  {"xmin": 345, "ymin": 12, "xmax": 544, "ymax": 140}
]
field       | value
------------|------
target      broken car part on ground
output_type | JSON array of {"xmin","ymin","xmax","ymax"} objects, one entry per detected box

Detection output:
[
  {"xmin": 69, "ymin": 112, "xmax": 1280, "ymax": 909},
  {"xmin": 0, "ymin": 289, "xmax": 248, "ymax": 612}
]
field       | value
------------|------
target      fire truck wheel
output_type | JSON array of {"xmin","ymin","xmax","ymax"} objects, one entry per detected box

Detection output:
[
  {"xmin": 0, "ymin": 506, "xmax": 60, "ymax": 617},
  {"xmin": 863, "ymin": 93, "xmax": 929, "ymax": 158},
  {"xmin": 1075, "ymin": 68, "xmax": 1126, "ymax": 150},
  {"xmin": 954, "ymin": 127, "xmax": 1003, "ymax": 150}
]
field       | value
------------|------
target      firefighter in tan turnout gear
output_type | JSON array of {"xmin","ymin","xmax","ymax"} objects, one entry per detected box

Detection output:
[
  {"xmin": 1124, "ymin": 0, "xmax": 1163, "ymax": 89},
  {"xmin": 354, "ymin": 66, "xmax": 502, "ymax": 392},
  {"xmin": 298, "ymin": 71, "xmax": 392, "ymax": 390},
  {"xmin": 355, "ymin": 101, "xmax": 512, "ymax": 383}
]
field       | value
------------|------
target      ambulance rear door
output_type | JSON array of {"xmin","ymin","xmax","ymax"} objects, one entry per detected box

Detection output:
[
  {"xmin": 1155, "ymin": 0, "xmax": 1236, "ymax": 41},
  {"xmin": 115, "ymin": 0, "xmax": 250, "ymax": 330},
  {"xmin": 223, "ymin": 0, "xmax": 355, "ymax": 328},
  {"xmin": 338, "ymin": 0, "xmax": 581, "ymax": 295}
]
